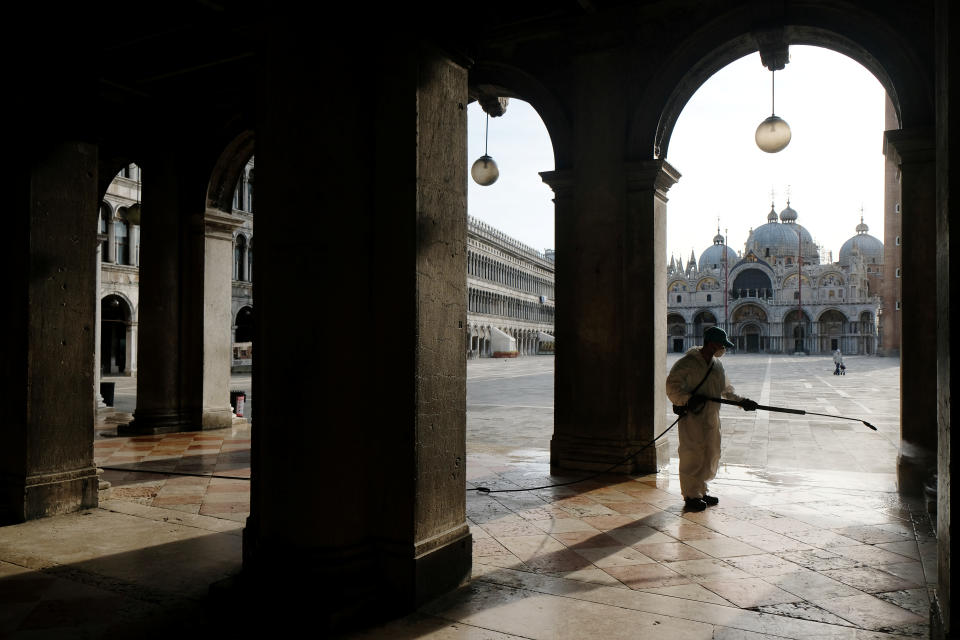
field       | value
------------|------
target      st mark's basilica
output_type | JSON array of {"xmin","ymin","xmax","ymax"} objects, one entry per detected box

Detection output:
[{"xmin": 667, "ymin": 201, "xmax": 884, "ymax": 356}]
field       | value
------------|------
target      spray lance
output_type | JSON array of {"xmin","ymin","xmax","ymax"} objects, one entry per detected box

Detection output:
[{"xmin": 702, "ymin": 396, "xmax": 878, "ymax": 430}]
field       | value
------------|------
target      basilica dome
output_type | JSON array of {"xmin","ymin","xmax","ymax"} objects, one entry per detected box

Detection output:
[
  {"xmin": 698, "ymin": 232, "xmax": 739, "ymax": 271},
  {"xmin": 745, "ymin": 201, "xmax": 819, "ymax": 263},
  {"xmin": 838, "ymin": 217, "xmax": 884, "ymax": 267}
]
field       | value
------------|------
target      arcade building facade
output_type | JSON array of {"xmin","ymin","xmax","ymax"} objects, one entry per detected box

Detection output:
[{"xmin": 668, "ymin": 202, "xmax": 883, "ymax": 355}]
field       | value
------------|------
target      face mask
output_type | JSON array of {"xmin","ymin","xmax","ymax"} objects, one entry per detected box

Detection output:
[{"xmin": 714, "ymin": 347, "xmax": 726, "ymax": 358}]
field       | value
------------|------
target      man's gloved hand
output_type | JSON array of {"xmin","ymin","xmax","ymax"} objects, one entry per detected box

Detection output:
[
  {"xmin": 687, "ymin": 395, "xmax": 706, "ymax": 414},
  {"xmin": 741, "ymin": 398, "xmax": 758, "ymax": 411}
]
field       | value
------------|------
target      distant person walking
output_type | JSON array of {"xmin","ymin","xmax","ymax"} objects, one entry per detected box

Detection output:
[
  {"xmin": 833, "ymin": 349, "xmax": 844, "ymax": 375},
  {"xmin": 666, "ymin": 326, "xmax": 757, "ymax": 512}
]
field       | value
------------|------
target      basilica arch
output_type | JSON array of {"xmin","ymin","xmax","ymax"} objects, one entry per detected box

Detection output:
[
  {"xmin": 731, "ymin": 303, "xmax": 768, "ymax": 352},
  {"xmin": 667, "ymin": 312, "xmax": 686, "ymax": 352}
]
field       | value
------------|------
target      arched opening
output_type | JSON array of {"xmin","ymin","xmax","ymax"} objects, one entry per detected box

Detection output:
[
  {"xmin": 235, "ymin": 306, "xmax": 254, "ymax": 343},
  {"xmin": 731, "ymin": 268, "xmax": 773, "ymax": 300},
  {"xmin": 692, "ymin": 310, "xmax": 717, "ymax": 339},
  {"xmin": 234, "ymin": 234, "xmax": 247, "ymax": 281},
  {"xmin": 818, "ymin": 308, "xmax": 848, "ymax": 353},
  {"xmin": 101, "ymin": 294, "xmax": 131, "ymax": 374},
  {"xmin": 783, "ymin": 308, "xmax": 812, "ymax": 354},
  {"xmin": 732, "ymin": 304, "xmax": 768, "ymax": 351},
  {"xmin": 465, "ymin": 93, "xmax": 558, "ymax": 458},
  {"xmin": 667, "ymin": 312, "xmax": 686, "ymax": 353}
]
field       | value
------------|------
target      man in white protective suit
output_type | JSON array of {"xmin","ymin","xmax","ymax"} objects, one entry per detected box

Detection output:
[{"xmin": 665, "ymin": 326, "xmax": 758, "ymax": 512}]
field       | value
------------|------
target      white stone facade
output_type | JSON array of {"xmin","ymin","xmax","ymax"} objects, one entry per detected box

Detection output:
[
  {"xmin": 667, "ymin": 203, "xmax": 882, "ymax": 355},
  {"xmin": 466, "ymin": 217, "xmax": 556, "ymax": 358},
  {"xmin": 98, "ymin": 160, "xmax": 255, "ymax": 376}
]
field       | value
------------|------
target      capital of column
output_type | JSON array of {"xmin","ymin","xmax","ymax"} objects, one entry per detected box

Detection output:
[
  {"xmin": 539, "ymin": 169, "xmax": 574, "ymax": 200},
  {"xmin": 626, "ymin": 159, "xmax": 681, "ymax": 200},
  {"xmin": 883, "ymin": 127, "xmax": 935, "ymax": 164},
  {"xmin": 203, "ymin": 208, "xmax": 245, "ymax": 240}
]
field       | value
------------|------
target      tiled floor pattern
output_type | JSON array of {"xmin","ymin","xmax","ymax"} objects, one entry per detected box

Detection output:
[
  {"xmin": 435, "ymin": 464, "xmax": 935, "ymax": 640},
  {"xmin": 3, "ymin": 355, "xmax": 939, "ymax": 639},
  {"xmin": 95, "ymin": 424, "xmax": 251, "ymax": 522}
]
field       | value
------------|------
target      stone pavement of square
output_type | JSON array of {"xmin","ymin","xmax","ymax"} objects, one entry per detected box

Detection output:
[
  {"xmin": 351, "ymin": 354, "xmax": 936, "ymax": 639},
  {"xmin": 2, "ymin": 354, "xmax": 935, "ymax": 639},
  {"xmin": 95, "ymin": 425, "xmax": 252, "ymax": 522}
]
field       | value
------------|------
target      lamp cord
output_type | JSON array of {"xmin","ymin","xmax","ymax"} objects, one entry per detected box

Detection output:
[
  {"xmin": 771, "ymin": 70, "xmax": 776, "ymax": 116},
  {"xmin": 484, "ymin": 113, "xmax": 490, "ymax": 156}
]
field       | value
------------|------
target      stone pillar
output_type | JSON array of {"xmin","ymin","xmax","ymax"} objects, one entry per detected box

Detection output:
[
  {"xmin": 195, "ymin": 210, "xmax": 239, "ymax": 429},
  {"xmin": 1, "ymin": 142, "xmax": 99, "ymax": 524},
  {"xmin": 94, "ymin": 234, "xmax": 106, "ymax": 409},
  {"xmin": 238, "ymin": 37, "xmax": 469, "ymax": 630},
  {"xmin": 881, "ymin": 95, "xmax": 902, "ymax": 357},
  {"xmin": 126, "ymin": 322, "xmax": 138, "ymax": 375},
  {"xmin": 542, "ymin": 155, "xmax": 677, "ymax": 474},
  {"xmin": 934, "ymin": 1, "xmax": 956, "ymax": 634},
  {"xmin": 624, "ymin": 161, "xmax": 679, "ymax": 470},
  {"xmin": 885, "ymin": 128, "xmax": 938, "ymax": 495},
  {"xmin": 123, "ymin": 146, "xmax": 192, "ymax": 434}
]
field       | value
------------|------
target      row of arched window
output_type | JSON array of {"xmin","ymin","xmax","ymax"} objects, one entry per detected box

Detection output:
[
  {"xmin": 467, "ymin": 250, "xmax": 554, "ymax": 299},
  {"xmin": 233, "ymin": 166, "xmax": 254, "ymax": 213},
  {"xmin": 467, "ymin": 287, "xmax": 555, "ymax": 323}
]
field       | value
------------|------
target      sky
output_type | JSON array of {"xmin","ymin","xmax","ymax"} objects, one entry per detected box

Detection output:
[{"xmin": 467, "ymin": 45, "xmax": 888, "ymax": 264}]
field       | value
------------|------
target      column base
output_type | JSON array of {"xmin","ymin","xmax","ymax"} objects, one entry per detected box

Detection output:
[
  {"xmin": 119, "ymin": 410, "xmax": 191, "ymax": 436},
  {"xmin": 897, "ymin": 450, "xmax": 936, "ymax": 497},
  {"xmin": 201, "ymin": 406, "xmax": 235, "ymax": 430},
  {"xmin": 551, "ymin": 433, "xmax": 670, "ymax": 475},
  {"xmin": 0, "ymin": 467, "xmax": 99, "ymax": 525},
  {"xmin": 221, "ymin": 523, "xmax": 471, "ymax": 633}
]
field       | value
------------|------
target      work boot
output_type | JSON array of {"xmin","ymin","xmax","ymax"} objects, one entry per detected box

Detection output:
[
  {"xmin": 683, "ymin": 498, "xmax": 707, "ymax": 512},
  {"xmin": 702, "ymin": 495, "xmax": 719, "ymax": 506}
]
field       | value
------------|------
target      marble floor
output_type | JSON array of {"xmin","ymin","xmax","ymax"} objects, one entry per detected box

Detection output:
[{"xmin": 0, "ymin": 354, "xmax": 938, "ymax": 639}]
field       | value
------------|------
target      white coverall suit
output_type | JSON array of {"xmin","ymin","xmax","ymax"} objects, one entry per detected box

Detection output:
[{"xmin": 665, "ymin": 347, "xmax": 744, "ymax": 499}]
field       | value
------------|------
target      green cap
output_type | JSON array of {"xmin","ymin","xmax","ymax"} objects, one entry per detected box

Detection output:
[{"xmin": 704, "ymin": 326, "xmax": 735, "ymax": 348}]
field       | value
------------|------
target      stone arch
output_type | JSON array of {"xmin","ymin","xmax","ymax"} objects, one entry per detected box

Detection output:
[
  {"xmin": 100, "ymin": 293, "xmax": 134, "ymax": 375},
  {"xmin": 783, "ymin": 308, "xmax": 812, "ymax": 353},
  {"xmin": 628, "ymin": 7, "xmax": 931, "ymax": 160},
  {"xmin": 696, "ymin": 276, "xmax": 719, "ymax": 291},
  {"xmin": 469, "ymin": 61, "xmax": 572, "ymax": 169},
  {"xmin": 819, "ymin": 308, "xmax": 849, "ymax": 353},
  {"xmin": 736, "ymin": 321, "xmax": 766, "ymax": 353},
  {"xmin": 235, "ymin": 305, "xmax": 254, "ymax": 343},
  {"xmin": 731, "ymin": 303, "xmax": 768, "ymax": 324},
  {"xmin": 667, "ymin": 312, "xmax": 687, "ymax": 353},
  {"xmin": 731, "ymin": 268, "xmax": 773, "ymax": 300},
  {"xmin": 206, "ymin": 129, "xmax": 255, "ymax": 213}
]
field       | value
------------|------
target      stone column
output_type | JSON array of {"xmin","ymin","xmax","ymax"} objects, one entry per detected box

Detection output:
[
  {"xmin": 94, "ymin": 234, "xmax": 106, "ymax": 409},
  {"xmin": 885, "ymin": 128, "xmax": 937, "ymax": 495},
  {"xmin": 624, "ymin": 161, "xmax": 679, "ymax": 470},
  {"xmin": 1, "ymin": 142, "xmax": 99, "ymax": 524},
  {"xmin": 543, "ymin": 159, "xmax": 678, "ymax": 474},
  {"xmin": 238, "ymin": 37, "xmax": 469, "ymax": 629},
  {"xmin": 934, "ymin": 1, "xmax": 957, "ymax": 634},
  {"xmin": 123, "ymin": 146, "xmax": 189, "ymax": 434},
  {"xmin": 194, "ymin": 210, "xmax": 240, "ymax": 429},
  {"xmin": 127, "ymin": 322, "xmax": 138, "ymax": 375}
]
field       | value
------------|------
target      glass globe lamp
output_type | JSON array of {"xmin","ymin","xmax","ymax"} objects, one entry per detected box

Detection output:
[
  {"xmin": 471, "ymin": 154, "xmax": 499, "ymax": 186},
  {"xmin": 755, "ymin": 115, "xmax": 791, "ymax": 153}
]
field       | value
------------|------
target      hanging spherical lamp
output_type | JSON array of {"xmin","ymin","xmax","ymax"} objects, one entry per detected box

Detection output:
[
  {"xmin": 755, "ymin": 70, "xmax": 791, "ymax": 153},
  {"xmin": 755, "ymin": 115, "xmax": 791, "ymax": 153},
  {"xmin": 471, "ymin": 154, "xmax": 499, "ymax": 186},
  {"xmin": 471, "ymin": 113, "xmax": 499, "ymax": 186}
]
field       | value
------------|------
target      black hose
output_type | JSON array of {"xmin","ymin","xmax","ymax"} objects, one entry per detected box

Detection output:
[{"xmin": 472, "ymin": 416, "xmax": 681, "ymax": 494}]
